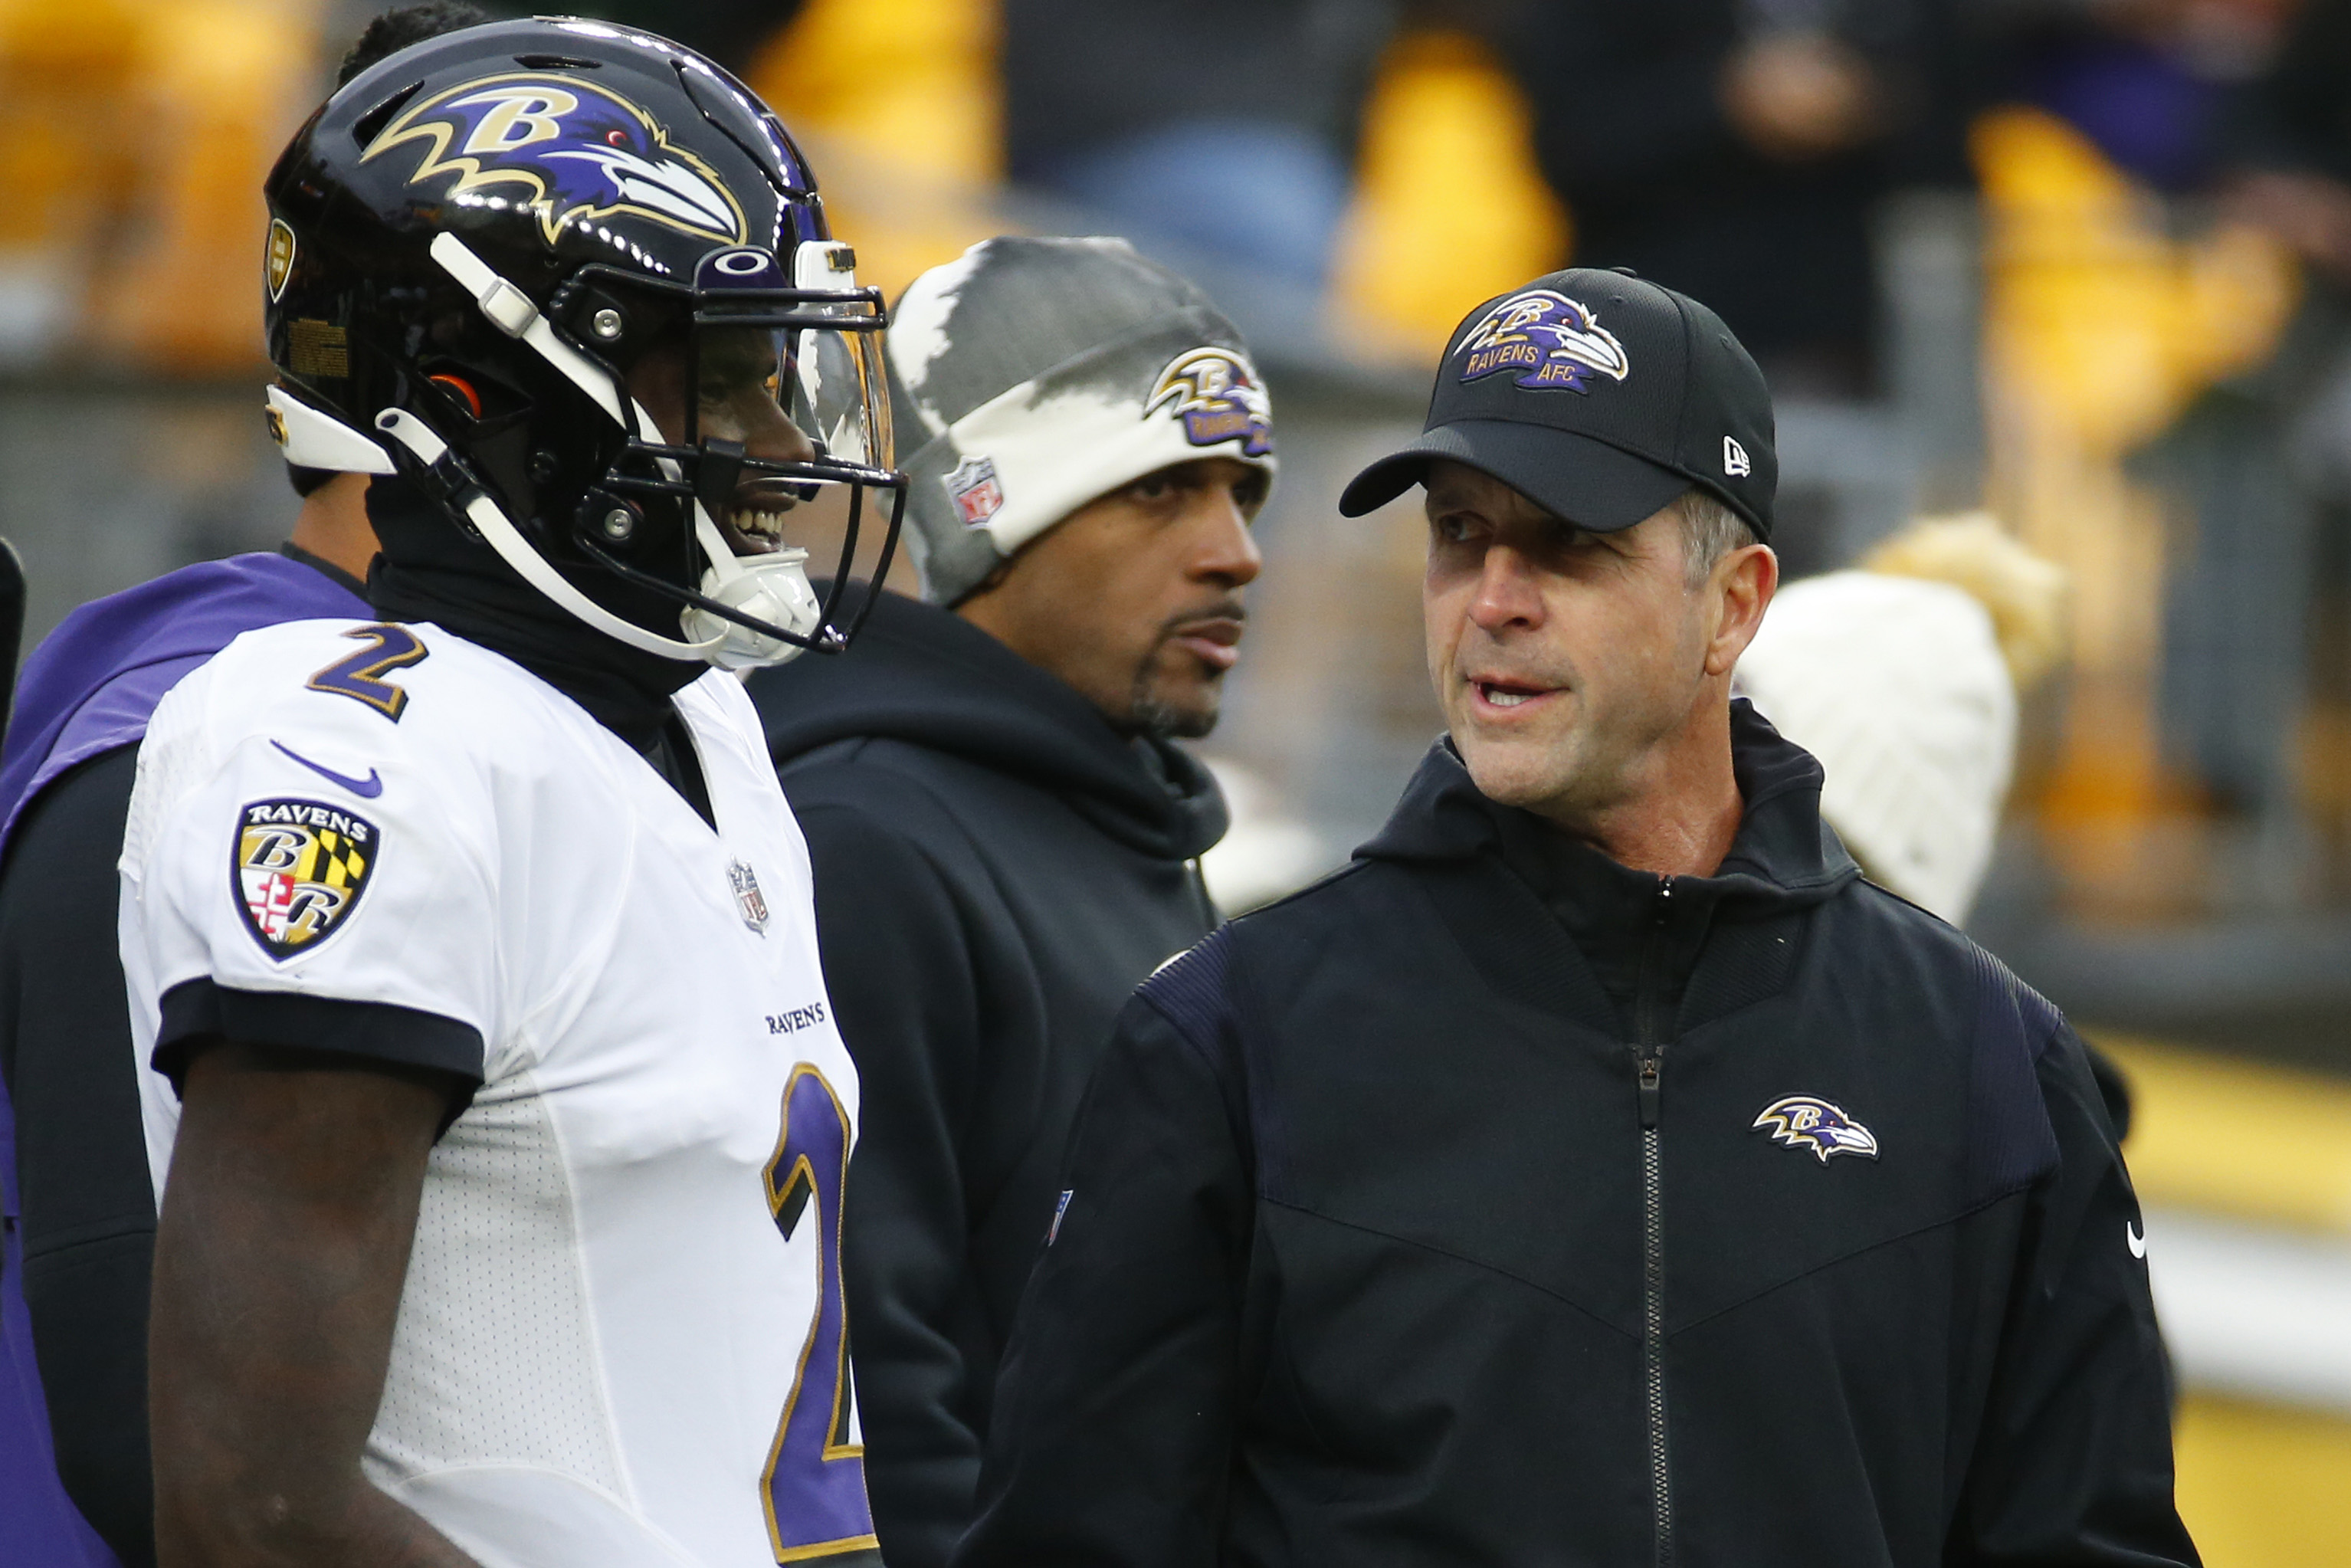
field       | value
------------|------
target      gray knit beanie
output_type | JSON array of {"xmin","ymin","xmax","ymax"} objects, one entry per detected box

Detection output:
[{"xmin": 886, "ymin": 236, "xmax": 1278, "ymax": 605}]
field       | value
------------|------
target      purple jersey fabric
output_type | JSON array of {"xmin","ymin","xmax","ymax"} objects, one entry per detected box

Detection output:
[{"xmin": 0, "ymin": 551, "xmax": 366, "ymax": 1567}]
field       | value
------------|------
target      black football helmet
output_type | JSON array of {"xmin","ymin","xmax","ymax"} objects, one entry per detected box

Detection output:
[{"xmin": 261, "ymin": 16, "xmax": 903, "ymax": 668}]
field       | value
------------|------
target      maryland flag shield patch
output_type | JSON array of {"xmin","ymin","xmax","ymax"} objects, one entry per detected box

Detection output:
[{"xmin": 233, "ymin": 799, "xmax": 379, "ymax": 959}]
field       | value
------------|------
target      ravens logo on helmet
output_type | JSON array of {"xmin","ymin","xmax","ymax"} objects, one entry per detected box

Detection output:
[{"xmin": 261, "ymin": 18, "xmax": 907, "ymax": 671}]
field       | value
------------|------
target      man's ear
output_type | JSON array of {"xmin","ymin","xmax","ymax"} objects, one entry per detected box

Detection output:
[{"xmin": 1703, "ymin": 543, "xmax": 1778, "ymax": 677}]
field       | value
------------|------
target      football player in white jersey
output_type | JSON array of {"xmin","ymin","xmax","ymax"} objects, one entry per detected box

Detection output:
[{"xmin": 116, "ymin": 19, "xmax": 906, "ymax": 1567}]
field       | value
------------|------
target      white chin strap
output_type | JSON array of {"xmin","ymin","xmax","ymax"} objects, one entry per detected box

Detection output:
[{"xmin": 361, "ymin": 233, "xmax": 824, "ymax": 669}]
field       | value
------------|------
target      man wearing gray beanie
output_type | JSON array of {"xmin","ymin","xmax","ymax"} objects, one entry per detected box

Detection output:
[{"xmin": 746, "ymin": 235, "xmax": 1274, "ymax": 1568}]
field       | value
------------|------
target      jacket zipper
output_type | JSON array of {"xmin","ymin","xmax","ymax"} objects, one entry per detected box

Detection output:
[{"xmin": 1636, "ymin": 876, "xmax": 1674, "ymax": 1568}]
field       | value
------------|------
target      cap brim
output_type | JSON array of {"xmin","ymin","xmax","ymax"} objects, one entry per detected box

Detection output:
[{"xmin": 1337, "ymin": 419, "xmax": 1692, "ymax": 531}]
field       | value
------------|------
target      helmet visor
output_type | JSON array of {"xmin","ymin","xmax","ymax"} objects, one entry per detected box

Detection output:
[
  {"xmin": 677, "ymin": 294, "xmax": 896, "ymax": 561},
  {"xmin": 787, "ymin": 300, "xmax": 893, "ymax": 472}
]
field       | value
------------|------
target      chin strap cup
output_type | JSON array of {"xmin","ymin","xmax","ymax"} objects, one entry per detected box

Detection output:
[{"xmin": 682, "ymin": 550, "xmax": 824, "ymax": 671}]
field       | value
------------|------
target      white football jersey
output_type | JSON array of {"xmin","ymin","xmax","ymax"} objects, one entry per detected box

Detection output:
[{"xmin": 120, "ymin": 618, "xmax": 878, "ymax": 1568}]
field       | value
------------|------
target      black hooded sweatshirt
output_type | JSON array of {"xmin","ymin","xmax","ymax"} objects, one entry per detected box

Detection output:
[
  {"xmin": 956, "ymin": 705, "xmax": 2198, "ymax": 1568},
  {"xmin": 746, "ymin": 589, "xmax": 1228, "ymax": 1568}
]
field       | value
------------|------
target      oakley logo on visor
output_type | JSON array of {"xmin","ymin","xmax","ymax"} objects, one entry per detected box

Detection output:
[{"xmin": 697, "ymin": 247, "xmax": 785, "ymax": 288}]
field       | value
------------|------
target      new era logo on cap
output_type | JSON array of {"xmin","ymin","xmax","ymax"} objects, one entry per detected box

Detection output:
[{"xmin": 1723, "ymin": 436, "xmax": 1750, "ymax": 477}]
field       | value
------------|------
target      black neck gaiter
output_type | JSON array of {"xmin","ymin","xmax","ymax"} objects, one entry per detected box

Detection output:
[{"xmin": 364, "ymin": 477, "xmax": 705, "ymax": 753}]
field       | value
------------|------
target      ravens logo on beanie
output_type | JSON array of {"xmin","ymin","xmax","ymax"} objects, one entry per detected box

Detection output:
[{"xmin": 887, "ymin": 236, "xmax": 1277, "ymax": 605}]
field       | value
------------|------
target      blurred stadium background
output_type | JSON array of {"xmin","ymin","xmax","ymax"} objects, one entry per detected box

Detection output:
[{"xmin": 2, "ymin": 0, "xmax": 2349, "ymax": 1558}]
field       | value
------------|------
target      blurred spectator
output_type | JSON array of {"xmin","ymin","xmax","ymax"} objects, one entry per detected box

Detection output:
[
  {"xmin": 2224, "ymin": 0, "xmax": 2351, "ymax": 292},
  {"xmin": 2220, "ymin": 0, "xmax": 2351, "ymax": 374},
  {"xmin": 1969, "ymin": 0, "xmax": 2294, "ymax": 190},
  {"xmin": 2138, "ymin": 0, "xmax": 2348, "ymax": 827},
  {"xmin": 1985, "ymin": 0, "xmax": 2241, "ymax": 191},
  {"xmin": 1736, "ymin": 513, "xmax": 2068, "ymax": 925},
  {"xmin": 0, "ymin": 0, "xmax": 316, "ymax": 372},
  {"xmin": 1503, "ymin": 0, "xmax": 1971, "ymax": 398},
  {"xmin": 1000, "ymin": 0, "xmax": 1400, "ymax": 286}
]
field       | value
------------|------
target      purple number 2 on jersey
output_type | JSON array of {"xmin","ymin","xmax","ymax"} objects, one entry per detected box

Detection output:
[
  {"xmin": 762, "ymin": 1065, "xmax": 882, "ymax": 1563},
  {"xmin": 305, "ymin": 623, "xmax": 428, "ymax": 720}
]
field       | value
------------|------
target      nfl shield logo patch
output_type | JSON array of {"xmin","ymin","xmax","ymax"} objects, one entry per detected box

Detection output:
[
  {"xmin": 946, "ymin": 455, "xmax": 1004, "ymax": 529},
  {"xmin": 729, "ymin": 860, "xmax": 770, "ymax": 934},
  {"xmin": 233, "ymin": 799, "xmax": 379, "ymax": 959}
]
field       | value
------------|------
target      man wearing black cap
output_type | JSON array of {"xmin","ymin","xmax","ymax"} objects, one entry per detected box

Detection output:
[{"xmin": 952, "ymin": 271, "xmax": 2198, "ymax": 1566}]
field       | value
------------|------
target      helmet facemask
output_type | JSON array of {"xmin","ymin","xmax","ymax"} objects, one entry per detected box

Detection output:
[
  {"xmin": 373, "ymin": 236, "xmax": 903, "ymax": 671},
  {"xmin": 553, "ymin": 241, "xmax": 903, "ymax": 669}
]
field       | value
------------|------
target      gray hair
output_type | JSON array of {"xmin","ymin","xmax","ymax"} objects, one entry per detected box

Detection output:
[{"xmin": 1671, "ymin": 487, "xmax": 1760, "ymax": 589}]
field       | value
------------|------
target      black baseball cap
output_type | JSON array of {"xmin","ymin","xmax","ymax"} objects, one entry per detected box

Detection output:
[{"xmin": 1339, "ymin": 267, "xmax": 1777, "ymax": 540}]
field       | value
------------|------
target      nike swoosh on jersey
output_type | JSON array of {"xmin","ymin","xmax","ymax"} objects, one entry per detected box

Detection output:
[
  {"xmin": 271, "ymin": 740, "xmax": 384, "ymax": 799},
  {"xmin": 2126, "ymin": 1222, "xmax": 2147, "ymax": 1259}
]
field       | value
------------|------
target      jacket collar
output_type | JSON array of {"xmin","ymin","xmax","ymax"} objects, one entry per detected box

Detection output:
[
  {"xmin": 1358, "ymin": 699, "xmax": 1858, "ymax": 923},
  {"xmin": 751, "ymin": 587, "xmax": 1230, "ymax": 862}
]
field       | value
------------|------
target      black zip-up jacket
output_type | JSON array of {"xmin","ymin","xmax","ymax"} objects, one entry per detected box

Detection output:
[
  {"xmin": 956, "ymin": 706, "xmax": 2198, "ymax": 1568},
  {"xmin": 747, "ymin": 590, "xmax": 1226, "ymax": 1568}
]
